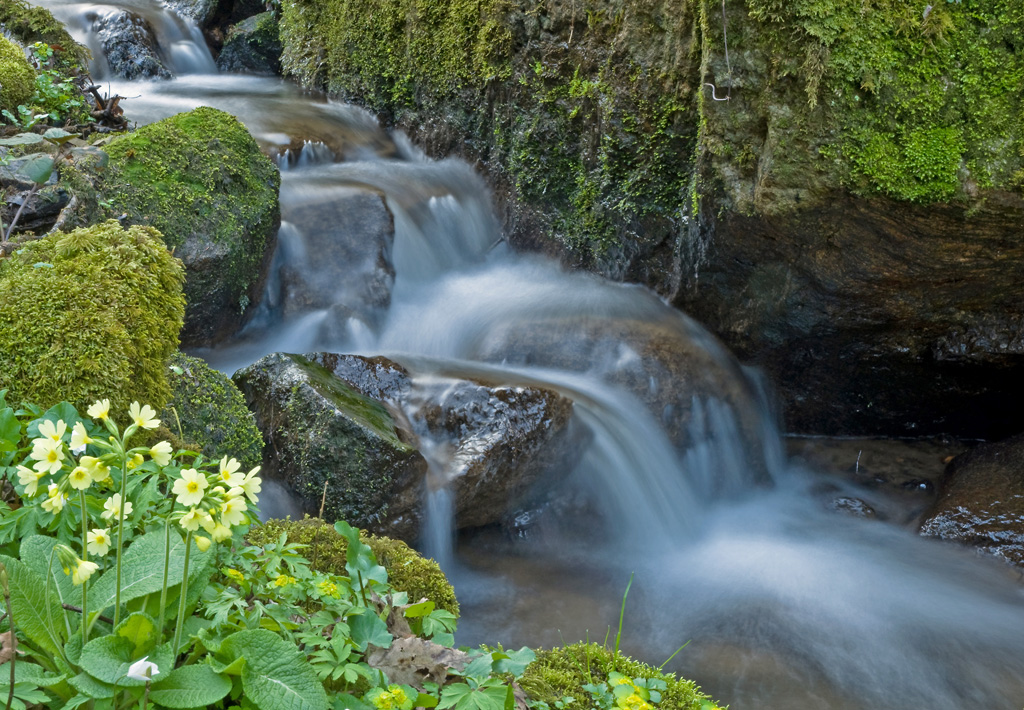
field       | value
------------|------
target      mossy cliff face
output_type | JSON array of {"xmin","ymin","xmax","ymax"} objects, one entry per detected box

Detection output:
[
  {"xmin": 280, "ymin": 0, "xmax": 1024, "ymax": 437},
  {"xmin": 0, "ymin": 36, "xmax": 36, "ymax": 113},
  {"xmin": 102, "ymin": 107, "xmax": 281, "ymax": 346},
  {"xmin": 0, "ymin": 220, "xmax": 185, "ymax": 415}
]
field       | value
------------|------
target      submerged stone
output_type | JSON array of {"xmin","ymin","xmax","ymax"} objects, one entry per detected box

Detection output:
[{"xmin": 919, "ymin": 435, "xmax": 1024, "ymax": 571}]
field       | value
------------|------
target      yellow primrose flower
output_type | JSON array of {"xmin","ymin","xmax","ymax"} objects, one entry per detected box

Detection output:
[
  {"xmin": 273, "ymin": 575, "xmax": 296, "ymax": 588},
  {"xmin": 17, "ymin": 465, "xmax": 44, "ymax": 497},
  {"xmin": 87, "ymin": 399, "xmax": 110, "ymax": 420},
  {"xmin": 150, "ymin": 441, "xmax": 173, "ymax": 467},
  {"xmin": 71, "ymin": 559, "xmax": 100, "ymax": 585},
  {"xmin": 216, "ymin": 456, "xmax": 244, "ymax": 487},
  {"xmin": 80, "ymin": 455, "xmax": 110, "ymax": 483},
  {"xmin": 70, "ymin": 422, "xmax": 92, "ymax": 453},
  {"xmin": 194, "ymin": 535, "xmax": 212, "ymax": 552},
  {"xmin": 101, "ymin": 493, "xmax": 133, "ymax": 521},
  {"xmin": 239, "ymin": 466, "xmax": 262, "ymax": 504},
  {"xmin": 31, "ymin": 438, "xmax": 64, "ymax": 475},
  {"xmin": 68, "ymin": 466, "xmax": 92, "ymax": 491},
  {"xmin": 128, "ymin": 402, "xmax": 160, "ymax": 430},
  {"xmin": 87, "ymin": 528, "xmax": 112, "ymax": 556},
  {"xmin": 126, "ymin": 453, "xmax": 145, "ymax": 470},
  {"xmin": 41, "ymin": 483, "xmax": 66, "ymax": 514},
  {"xmin": 224, "ymin": 568, "xmax": 245, "ymax": 582},
  {"xmin": 317, "ymin": 580, "xmax": 340, "ymax": 599},
  {"xmin": 220, "ymin": 494, "xmax": 248, "ymax": 528},
  {"xmin": 172, "ymin": 468, "xmax": 208, "ymax": 507},
  {"xmin": 209, "ymin": 521, "xmax": 233, "ymax": 543},
  {"xmin": 179, "ymin": 507, "xmax": 208, "ymax": 532},
  {"xmin": 38, "ymin": 419, "xmax": 67, "ymax": 442}
]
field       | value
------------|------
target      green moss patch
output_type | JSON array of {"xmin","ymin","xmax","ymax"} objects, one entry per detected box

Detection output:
[
  {"xmin": 163, "ymin": 351, "xmax": 265, "ymax": 469},
  {"xmin": 250, "ymin": 516, "xmax": 459, "ymax": 615},
  {"xmin": 0, "ymin": 220, "xmax": 185, "ymax": 416},
  {"xmin": 0, "ymin": 36, "xmax": 35, "ymax": 113},
  {"xmin": 520, "ymin": 643, "xmax": 717, "ymax": 710},
  {"xmin": 0, "ymin": 0, "xmax": 90, "ymax": 71}
]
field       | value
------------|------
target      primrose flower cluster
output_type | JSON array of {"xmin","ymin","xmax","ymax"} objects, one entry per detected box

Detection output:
[{"xmin": 12, "ymin": 398, "xmax": 262, "ymax": 584}]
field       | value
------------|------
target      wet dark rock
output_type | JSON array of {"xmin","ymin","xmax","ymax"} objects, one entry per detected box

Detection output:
[
  {"xmin": 91, "ymin": 9, "xmax": 173, "ymax": 80},
  {"xmin": 235, "ymin": 351, "xmax": 574, "ymax": 540},
  {"xmin": 919, "ymin": 435, "xmax": 1024, "ymax": 570},
  {"xmin": 234, "ymin": 352, "xmax": 427, "ymax": 540},
  {"xmin": 274, "ymin": 185, "xmax": 394, "ymax": 329},
  {"xmin": 163, "ymin": 0, "xmax": 219, "ymax": 28},
  {"xmin": 0, "ymin": 153, "xmax": 68, "ymax": 235},
  {"xmin": 216, "ymin": 12, "xmax": 281, "ymax": 75},
  {"xmin": 828, "ymin": 497, "xmax": 876, "ymax": 519}
]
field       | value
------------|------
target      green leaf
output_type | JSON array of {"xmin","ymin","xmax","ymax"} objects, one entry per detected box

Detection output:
[
  {"xmin": 68, "ymin": 672, "xmax": 116, "ymax": 699},
  {"xmin": 19, "ymin": 536, "xmax": 77, "ymax": 625},
  {"xmin": 403, "ymin": 600, "xmax": 434, "ymax": 618},
  {"xmin": 149, "ymin": 664, "xmax": 232, "ymax": 708},
  {"xmin": 0, "ymin": 408, "xmax": 19, "ymax": 452},
  {"xmin": 90, "ymin": 530, "xmax": 210, "ymax": 615},
  {"xmin": 492, "ymin": 647, "xmax": 536, "ymax": 677},
  {"xmin": 42, "ymin": 127, "xmax": 77, "ymax": 144},
  {"xmin": 348, "ymin": 610, "xmax": 392, "ymax": 652},
  {"xmin": 464, "ymin": 653, "xmax": 495, "ymax": 680},
  {"xmin": 416, "ymin": 694, "xmax": 440, "ymax": 708},
  {"xmin": 79, "ymin": 636, "xmax": 173, "ymax": 688},
  {"xmin": 219, "ymin": 629, "xmax": 328, "ymax": 710},
  {"xmin": 18, "ymin": 154, "xmax": 54, "ymax": 184},
  {"xmin": 334, "ymin": 694, "xmax": 373, "ymax": 710},
  {"xmin": 0, "ymin": 555, "xmax": 65, "ymax": 659},
  {"xmin": 0, "ymin": 662, "xmax": 65, "ymax": 687},
  {"xmin": 0, "ymin": 133, "xmax": 44, "ymax": 146},
  {"xmin": 114, "ymin": 612, "xmax": 159, "ymax": 658},
  {"xmin": 335, "ymin": 521, "xmax": 387, "ymax": 587},
  {"xmin": 208, "ymin": 655, "xmax": 245, "ymax": 676}
]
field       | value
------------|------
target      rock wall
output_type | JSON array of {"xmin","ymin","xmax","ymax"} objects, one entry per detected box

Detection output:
[{"xmin": 274, "ymin": 0, "xmax": 1024, "ymax": 437}]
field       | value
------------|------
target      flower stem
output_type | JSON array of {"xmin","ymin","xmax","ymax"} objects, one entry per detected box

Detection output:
[
  {"xmin": 79, "ymin": 490, "xmax": 89, "ymax": 645},
  {"xmin": 157, "ymin": 514, "xmax": 172, "ymax": 642},
  {"xmin": 113, "ymin": 460, "xmax": 128, "ymax": 627},
  {"xmin": 172, "ymin": 530, "xmax": 193, "ymax": 655}
]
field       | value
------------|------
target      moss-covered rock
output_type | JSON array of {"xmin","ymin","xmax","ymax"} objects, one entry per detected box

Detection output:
[
  {"xmin": 0, "ymin": 220, "xmax": 185, "ymax": 416},
  {"xmin": 163, "ymin": 351, "xmax": 264, "ymax": 469},
  {"xmin": 519, "ymin": 643, "xmax": 718, "ymax": 710},
  {"xmin": 249, "ymin": 516, "xmax": 459, "ymax": 615},
  {"xmin": 0, "ymin": 0, "xmax": 90, "ymax": 71},
  {"xmin": 0, "ymin": 36, "xmax": 35, "ymax": 113},
  {"xmin": 102, "ymin": 106, "xmax": 281, "ymax": 346},
  {"xmin": 216, "ymin": 12, "xmax": 283, "ymax": 75}
]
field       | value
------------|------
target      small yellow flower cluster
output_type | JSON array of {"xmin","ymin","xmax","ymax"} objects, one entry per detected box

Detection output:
[
  {"xmin": 608, "ymin": 674, "xmax": 654, "ymax": 710},
  {"xmin": 273, "ymin": 575, "xmax": 297, "ymax": 588},
  {"xmin": 224, "ymin": 568, "xmax": 246, "ymax": 582},
  {"xmin": 369, "ymin": 686, "xmax": 412, "ymax": 710},
  {"xmin": 317, "ymin": 579, "xmax": 341, "ymax": 599},
  {"xmin": 171, "ymin": 454, "xmax": 262, "ymax": 543}
]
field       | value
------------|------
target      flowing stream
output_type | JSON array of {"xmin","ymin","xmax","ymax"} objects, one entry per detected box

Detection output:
[{"xmin": 30, "ymin": 5, "xmax": 1024, "ymax": 707}]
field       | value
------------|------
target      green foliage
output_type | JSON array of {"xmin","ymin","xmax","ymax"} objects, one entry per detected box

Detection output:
[
  {"xmin": 740, "ymin": 0, "xmax": 1024, "ymax": 202},
  {"xmin": 249, "ymin": 516, "xmax": 460, "ymax": 616},
  {"xmin": 0, "ymin": 0, "xmax": 90, "ymax": 71},
  {"xmin": 163, "ymin": 352, "xmax": 265, "ymax": 470},
  {"xmin": 519, "ymin": 643, "xmax": 716, "ymax": 710},
  {"xmin": 24, "ymin": 42, "xmax": 90, "ymax": 126},
  {"xmin": 101, "ymin": 106, "xmax": 281, "ymax": 314},
  {"xmin": 0, "ymin": 35, "xmax": 35, "ymax": 114},
  {"xmin": 0, "ymin": 221, "xmax": 185, "ymax": 417}
]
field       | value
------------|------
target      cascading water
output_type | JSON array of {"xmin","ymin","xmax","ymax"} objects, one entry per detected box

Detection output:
[{"xmin": 31, "ymin": 5, "xmax": 1024, "ymax": 706}]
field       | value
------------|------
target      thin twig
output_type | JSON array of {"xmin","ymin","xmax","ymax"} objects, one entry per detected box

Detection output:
[
  {"xmin": 4, "ymin": 183, "xmax": 39, "ymax": 241},
  {"xmin": 318, "ymin": 480, "xmax": 328, "ymax": 519},
  {"xmin": 61, "ymin": 603, "xmax": 113, "ymax": 625}
]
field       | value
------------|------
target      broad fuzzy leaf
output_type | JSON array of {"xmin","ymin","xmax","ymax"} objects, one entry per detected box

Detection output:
[
  {"xmin": 149, "ymin": 663, "xmax": 232, "ymax": 708},
  {"xmin": 0, "ymin": 556, "xmax": 65, "ymax": 659},
  {"xmin": 220, "ymin": 629, "xmax": 328, "ymax": 710}
]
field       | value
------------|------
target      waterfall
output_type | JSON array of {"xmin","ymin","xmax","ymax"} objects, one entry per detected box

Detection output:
[{"xmin": 27, "ymin": 9, "xmax": 1024, "ymax": 707}]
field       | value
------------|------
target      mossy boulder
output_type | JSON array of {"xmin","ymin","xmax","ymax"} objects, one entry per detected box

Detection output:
[
  {"xmin": 216, "ymin": 12, "xmax": 283, "ymax": 76},
  {"xmin": 101, "ymin": 106, "xmax": 281, "ymax": 346},
  {"xmin": 0, "ymin": 220, "xmax": 185, "ymax": 415},
  {"xmin": 0, "ymin": 36, "xmax": 35, "ymax": 113},
  {"xmin": 249, "ymin": 516, "xmax": 459, "ymax": 615},
  {"xmin": 0, "ymin": 0, "xmax": 90, "ymax": 71},
  {"xmin": 162, "ymin": 351, "xmax": 264, "ymax": 469},
  {"xmin": 519, "ymin": 643, "xmax": 718, "ymax": 710},
  {"xmin": 233, "ymin": 352, "xmax": 429, "ymax": 539}
]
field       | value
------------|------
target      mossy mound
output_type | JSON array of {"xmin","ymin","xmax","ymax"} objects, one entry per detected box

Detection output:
[
  {"xmin": 0, "ymin": 0, "xmax": 90, "ymax": 71},
  {"xmin": 0, "ymin": 220, "xmax": 185, "ymax": 416},
  {"xmin": 163, "ymin": 351, "xmax": 264, "ymax": 469},
  {"xmin": 249, "ymin": 516, "xmax": 459, "ymax": 616},
  {"xmin": 102, "ymin": 106, "xmax": 281, "ymax": 345},
  {"xmin": 0, "ymin": 36, "xmax": 35, "ymax": 113},
  {"xmin": 217, "ymin": 12, "xmax": 283, "ymax": 75},
  {"xmin": 519, "ymin": 643, "xmax": 718, "ymax": 710}
]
